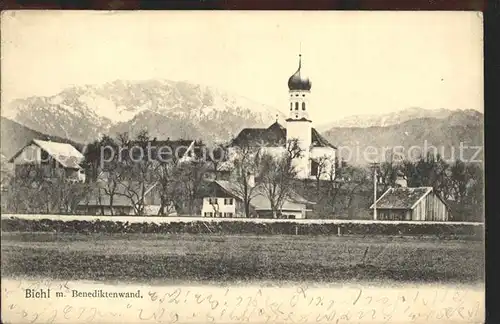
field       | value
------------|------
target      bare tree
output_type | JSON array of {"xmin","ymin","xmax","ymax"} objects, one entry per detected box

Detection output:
[
  {"xmin": 377, "ymin": 160, "xmax": 398, "ymax": 193},
  {"xmin": 343, "ymin": 166, "xmax": 370, "ymax": 213},
  {"xmin": 230, "ymin": 144, "xmax": 261, "ymax": 218},
  {"xmin": 173, "ymin": 159, "xmax": 209, "ymax": 215},
  {"xmin": 84, "ymin": 135, "xmax": 125, "ymax": 216},
  {"xmin": 257, "ymin": 139, "xmax": 303, "ymax": 218},
  {"xmin": 402, "ymin": 152, "xmax": 449, "ymax": 197},
  {"xmin": 3, "ymin": 165, "xmax": 47, "ymax": 213},
  {"xmin": 115, "ymin": 130, "xmax": 160, "ymax": 215},
  {"xmin": 3, "ymin": 164, "xmax": 89, "ymax": 214},
  {"xmin": 310, "ymin": 155, "xmax": 331, "ymax": 195},
  {"xmin": 56, "ymin": 179, "xmax": 90, "ymax": 214},
  {"xmin": 155, "ymin": 160, "xmax": 178, "ymax": 216}
]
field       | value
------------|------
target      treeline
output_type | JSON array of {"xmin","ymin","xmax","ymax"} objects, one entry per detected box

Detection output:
[
  {"xmin": 0, "ymin": 130, "xmax": 484, "ymax": 222},
  {"xmin": 294, "ymin": 152, "xmax": 483, "ymax": 222}
]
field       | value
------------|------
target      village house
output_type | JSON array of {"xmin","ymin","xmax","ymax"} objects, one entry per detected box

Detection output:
[
  {"xmin": 76, "ymin": 181, "xmax": 167, "ymax": 216},
  {"xmin": 370, "ymin": 183, "xmax": 451, "ymax": 221},
  {"xmin": 8, "ymin": 139, "xmax": 86, "ymax": 183},
  {"xmin": 201, "ymin": 180, "xmax": 315, "ymax": 219},
  {"xmin": 226, "ymin": 54, "xmax": 337, "ymax": 180}
]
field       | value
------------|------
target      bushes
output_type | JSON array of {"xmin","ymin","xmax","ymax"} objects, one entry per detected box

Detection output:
[{"xmin": 0, "ymin": 217, "xmax": 483, "ymax": 240}]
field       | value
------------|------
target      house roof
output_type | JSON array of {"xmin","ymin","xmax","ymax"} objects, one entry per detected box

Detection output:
[
  {"xmin": 250, "ymin": 194, "xmax": 311, "ymax": 211},
  {"xmin": 9, "ymin": 139, "xmax": 84, "ymax": 169},
  {"xmin": 212, "ymin": 180, "xmax": 315, "ymax": 211},
  {"xmin": 369, "ymin": 187, "xmax": 434, "ymax": 210},
  {"xmin": 78, "ymin": 181, "xmax": 159, "ymax": 207},
  {"xmin": 231, "ymin": 122, "xmax": 337, "ymax": 149},
  {"xmin": 116, "ymin": 139, "xmax": 226, "ymax": 163}
]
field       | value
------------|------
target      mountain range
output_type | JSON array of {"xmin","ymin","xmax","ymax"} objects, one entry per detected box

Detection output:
[
  {"xmin": 322, "ymin": 109, "xmax": 483, "ymax": 165},
  {"xmin": 316, "ymin": 107, "xmax": 462, "ymax": 131},
  {"xmin": 2, "ymin": 79, "xmax": 284, "ymax": 145},
  {"xmin": 1, "ymin": 79, "xmax": 483, "ymax": 166}
]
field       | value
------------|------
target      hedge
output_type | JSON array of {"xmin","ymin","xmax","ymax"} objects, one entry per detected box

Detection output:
[{"xmin": 0, "ymin": 217, "xmax": 483, "ymax": 240}]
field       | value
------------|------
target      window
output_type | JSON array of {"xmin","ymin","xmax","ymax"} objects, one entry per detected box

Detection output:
[
  {"xmin": 295, "ymin": 102, "xmax": 299, "ymax": 110},
  {"xmin": 310, "ymin": 160, "xmax": 319, "ymax": 176},
  {"xmin": 208, "ymin": 197, "xmax": 217, "ymax": 204},
  {"xmin": 226, "ymin": 212, "xmax": 234, "ymax": 218},
  {"xmin": 290, "ymin": 103, "xmax": 293, "ymax": 110},
  {"xmin": 41, "ymin": 150, "xmax": 49, "ymax": 163},
  {"xmin": 224, "ymin": 198, "xmax": 233, "ymax": 205},
  {"xmin": 204, "ymin": 212, "xmax": 209, "ymax": 217},
  {"xmin": 302, "ymin": 102, "xmax": 306, "ymax": 110}
]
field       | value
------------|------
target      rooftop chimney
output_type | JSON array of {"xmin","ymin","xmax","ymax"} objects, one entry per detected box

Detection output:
[{"xmin": 394, "ymin": 170, "xmax": 407, "ymax": 188}]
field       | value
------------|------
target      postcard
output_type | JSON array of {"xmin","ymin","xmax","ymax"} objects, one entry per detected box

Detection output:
[{"xmin": 1, "ymin": 10, "xmax": 484, "ymax": 323}]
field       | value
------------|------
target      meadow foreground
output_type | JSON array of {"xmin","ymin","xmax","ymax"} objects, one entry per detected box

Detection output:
[{"xmin": 1, "ymin": 233, "xmax": 484, "ymax": 284}]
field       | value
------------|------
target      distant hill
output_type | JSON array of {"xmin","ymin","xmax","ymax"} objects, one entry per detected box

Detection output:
[
  {"xmin": 316, "ymin": 107, "xmax": 471, "ymax": 131},
  {"xmin": 322, "ymin": 110, "xmax": 484, "ymax": 165},
  {"xmin": 0, "ymin": 117, "xmax": 83, "ymax": 162}
]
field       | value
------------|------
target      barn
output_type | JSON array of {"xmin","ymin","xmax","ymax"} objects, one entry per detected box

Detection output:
[{"xmin": 370, "ymin": 186, "xmax": 451, "ymax": 221}]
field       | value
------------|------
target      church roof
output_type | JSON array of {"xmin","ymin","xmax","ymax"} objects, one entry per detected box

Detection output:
[{"xmin": 231, "ymin": 122, "xmax": 337, "ymax": 149}]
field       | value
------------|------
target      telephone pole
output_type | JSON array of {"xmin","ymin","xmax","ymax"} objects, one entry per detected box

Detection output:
[{"xmin": 370, "ymin": 162, "xmax": 380, "ymax": 220}]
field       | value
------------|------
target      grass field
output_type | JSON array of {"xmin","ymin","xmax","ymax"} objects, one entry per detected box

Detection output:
[{"xmin": 1, "ymin": 232, "xmax": 484, "ymax": 285}]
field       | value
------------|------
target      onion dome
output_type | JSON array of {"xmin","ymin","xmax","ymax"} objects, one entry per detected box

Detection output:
[{"xmin": 287, "ymin": 54, "xmax": 311, "ymax": 91}]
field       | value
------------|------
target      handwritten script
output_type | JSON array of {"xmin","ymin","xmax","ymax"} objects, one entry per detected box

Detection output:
[{"xmin": 2, "ymin": 279, "xmax": 484, "ymax": 323}]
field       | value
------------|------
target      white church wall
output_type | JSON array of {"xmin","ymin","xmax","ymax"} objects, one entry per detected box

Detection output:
[
  {"xmin": 310, "ymin": 147, "xmax": 337, "ymax": 180},
  {"xmin": 286, "ymin": 121, "xmax": 312, "ymax": 180},
  {"xmin": 310, "ymin": 147, "xmax": 336, "ymax": 159}
]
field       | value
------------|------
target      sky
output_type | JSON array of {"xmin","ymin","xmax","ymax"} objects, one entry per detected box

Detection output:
[{"xmin": 1, "ymin": 11, "xmax": 483, "ymax": 124}]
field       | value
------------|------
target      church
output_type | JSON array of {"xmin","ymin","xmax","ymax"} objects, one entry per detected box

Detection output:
[{"xmin": 229, "ymin": 54, "xmax": 337, "ymax": 180}]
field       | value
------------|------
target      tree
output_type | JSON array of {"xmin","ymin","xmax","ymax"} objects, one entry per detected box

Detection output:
[
  {"xmin": 403, "ymin": 152, "xmax": 450, "ymax": 198},
  {"xmin": 205, "ymin": 142, "xmax": 228, "ymax": 181},
  {"xmin": 115, "ymin": 130, "xmax": 160, "ymax": 215},
  {"xmin": 174, "ymin": 159, "xmax": 209, "ymax": 215},
  {"xmin": 155, "ymin": 159, "xmax": 179, "ymax": 216},
  {"xmin": 257, "ymin": 139, "xmax": 303, "ymax": 218},
  {"xmin": 449, "ymin": 159, "xmax": 469, "ymax": 203},
  {"xmin": 3, "ymin": 166, "xmax": 45, "ymax": 213},
  {"xmin": 448, "ymin": 160, "xmax": 484, "ymax": 221},
  {"xmin": 377, "ymin": 161, "xmax": 398, "ymax": 193},
  {"xmin": 3, "ymin": 164, "xmax": 90, "ymax": 214},
  {"xmin": 230, "ymin": 144, "xmax": 261, "ymax": 218},
  {"xmin": 342, "ymin": 166, "xmax": 370, "ymax": 216},
  {"xmin": 310, "ymin": 155, "xmax": 333, "ymax": 195},
  {"xmin": 0, "ymin": 155, "xmax": 13, "ymax": 192},
  {"xmin": 83, "ymin": 135, "xmax": 124, "ymax": 215}
]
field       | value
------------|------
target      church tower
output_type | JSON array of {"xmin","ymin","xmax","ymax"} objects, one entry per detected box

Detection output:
[{"xmin": 286, "ymin": 54, "xmax": 312, "ymax": 179}]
